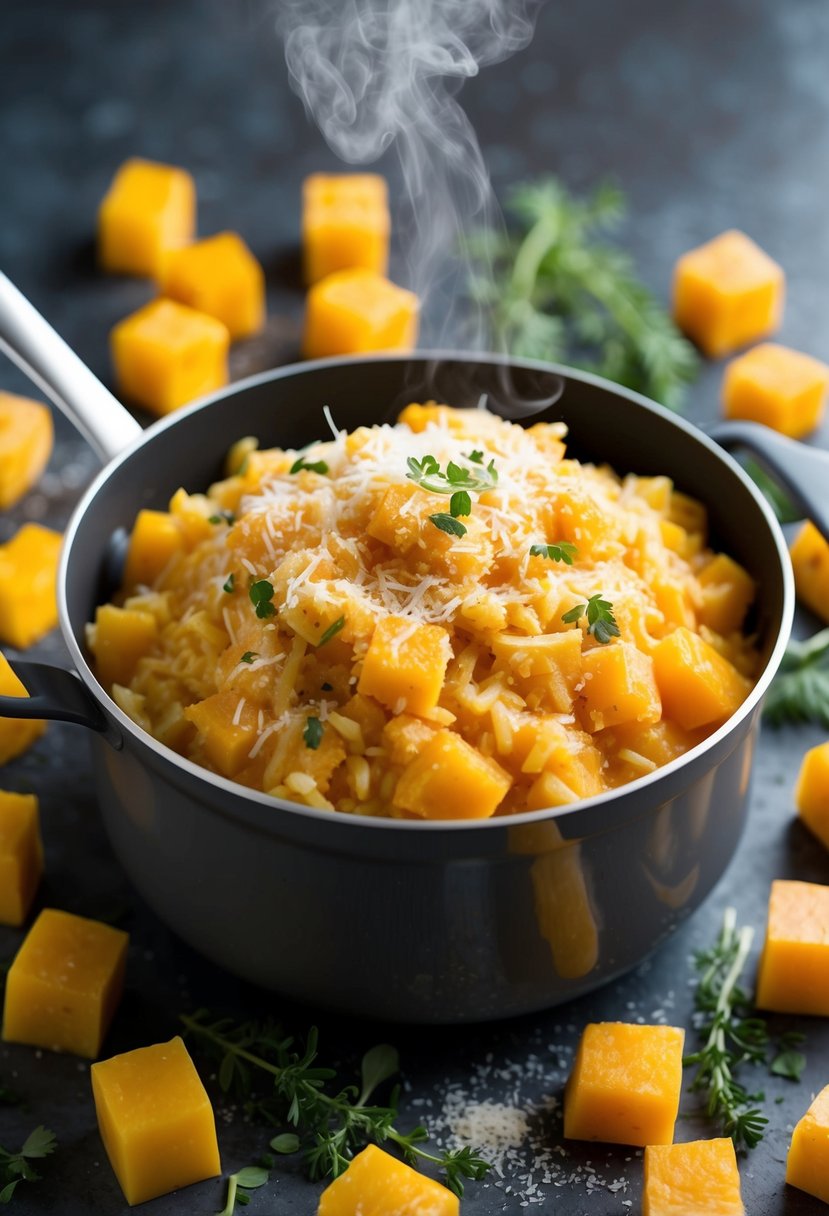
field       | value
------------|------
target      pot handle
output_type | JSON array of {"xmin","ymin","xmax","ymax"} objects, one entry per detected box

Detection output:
[
  {"xmin": 709, "ymin": 419, "xmax": 829, "ymax": 542},
  {"xmin": 0, "ymin": 272, "xmax": 142, "ymax": 463},
  {"xmin": 0, "ymin": 660, "xmax": 114, "ymax": 737}
]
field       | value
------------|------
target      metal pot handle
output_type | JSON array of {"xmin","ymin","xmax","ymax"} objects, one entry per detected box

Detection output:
[
  {"xmin": 0, "ymin": 660, "xmax": 111, "ymax": 735},
  {"xmin": 710, "ymin": 419, "xmax": 829, "ymax": 542}
]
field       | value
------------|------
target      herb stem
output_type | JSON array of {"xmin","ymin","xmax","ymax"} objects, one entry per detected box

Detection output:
[{"xmin": 510, "ymin": 215, "xmax": 558, "ymax": 300}]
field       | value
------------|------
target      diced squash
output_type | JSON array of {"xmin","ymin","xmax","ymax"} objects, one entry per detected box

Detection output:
[
  {"xmin": 756, "ymin": 879, "xmax": 829, "ymax": 1014},
  {"xmin": 564, "ymin": 1022, "xmax": 684, "ymax": 1146},
  {"xmin": 722, "ymin": 343, "xmax": 829, "ymax": 439},
  {"xmin": 653, "ymin": 627, "xmax": 751, "ymax": 730},
  {"xmin": 92, "ymin": 604, "xmax": 157, "ymax": 689},
  {"xmin": 644, "ymin": 1138, "xmax": 744, "ymax": 1216},
  {"xmin": 579, "ymin": 641, "xmax": 662, "ymax": 732},
  {"xmin": 302, "ymin": 268, "xmax": 418, "ymax": 359},
  {"xmin": 672, "ymin": 229, "xmax": 785, "ymax": 357},
  {"xmin": 184, "ymin": 691, "xmax": 261, "ymax": 778},
  {"xmin": 0, "ymin": 791, "xmax": 42, "ymax": 927},
  {"xmin": 317, "ymin": 1144, "xmax": 458, "ymax": 1216},
  {"xmin": 92, "ymin": 1036, "xmax": 221, "ymax": 1206},
  {"xmin": 123, "ymin": 508, "xmax": 183, "ymax": 590},
  {"xmin": 381, "ymin": 713, "xmax": 437, "ymax": 765},
  {"xmin": 528, "ymin": 826, "xmax": 598, "ymax": 980},
  {"xmin": 0, "ymin": 392, "xmax": 53, "ymax": 509},
  {"xmin": 358, "ymin": 615, "xmax": 451, "ymax": 716},
  {"xmin": 98, "ymin": 158, "xmax": 195, "ymax": 279},
  {"xmin": 303, "ymin": 173, "xmax": 390, "ymax": 286},
  {"xmin": 366, "ymin": 482, "xmax": 425, "ymax": 552},
  {"xmin": 394, "ymin": 729, "xmax": 512, "ymax": 820},
  {"xmin": 2, "ymin": 908, "xmax": 128, "ymax": 1057},
  {"xmin": 0, "ymin": 653, "xmax": 45, "ymax": 763},
  {"xmin": 790, "ymin": 521, "xmax": 829, "ymax": 622},
  {"xmin": 111, "ymin": 298, "xmax": 229, "ymax": 416},
  {"xmin": 796, "ymin": 741, "xmax": 829, "ymax": 850},
  {"xmin": 787, "ymin": 1085, "xmax": 829, "ymax": 1205},
  {"xmin": 697, "ymin": 553, "xmax": 756, "ymax": 635},
  {"xmin": 0, "ymin": 523, "xmax": 62, "ymax": 648},
  {"xmin": 161, "ymin": 231, "xmax": 265, "ymax": 340}
]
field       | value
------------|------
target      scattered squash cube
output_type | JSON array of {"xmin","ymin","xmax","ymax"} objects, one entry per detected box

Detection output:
[
  {"xmin": 302, "ymin": 269, "xmax": 418, "ymax": 359},
  {"xmin": 98, "ymin": 158, "xmax": 196, "ymax": 279},
  {"xmin": 790, "ymin": 521, "xmax": 829, "ymax": 622},
  {"xmin": 0, "ymin": 652, "xmax": 45, "ymax": 763},
  {"xmin": 0, "ymin": 523, "xmax": 62, "ymax": 648},
  {"xmin": 123, "ymin": 508, "xmax": 183, "ymax": 590},
  {"xmin": 787, "ymin": 1084, "xmax": 829, "ymax": 1205},
  {"xmin": 722, "ymin": 343, "xmax": 829, "ymax": 438},
  {"xmin": 796, "ymin": 741, "xmax": 829, "ymax": 850},
  {"xmin": 2, "ymin": 908, "xmax": 128, "ymax": 1057},
  {"xmin": 358, "ymin": 615, "xmax": 451, "ymax": 716},
  {"xmin": 0, "ymin": 791, "xmax": 42, "ymax": 927},
  {"xmin": 0, "ymin": 392, "xmax": 53, "ymax": 509},
  {"xmin": 111, "ymin": 298, "xmax": 229, "ymax": 416},
  {"xmin": 161, "ymin": 231, "xmax": 265, "ymax": 340},
  {"xmin": 672, "ymin": 230, "xmax": 785, "ymax": 358},
  {"xmin": 652, "ymin": 627, "xmax": 751, "ymax": 730},
  {"xmin": 303, "ymin": 173, "xmax": 390, "ymax": 285},
  {"xmin": 697, "ymin": 553, "xmax": 756, "ymax": 636},
  {"xmin": 317, "ymin": 1144, "xmax": 458, "ymax": 1216},
  {"xmin": 91, "ymin": 604, "xmax": 157, "ymax": 689},
  {"xmin": 393, "ymin": 729, "xmax": 512, "ymax": 820},
  {"xmin": 184, "ymin": 690, "xmax": 261, "ymax": 778},
  {"xmin": 564, "ymin": 1021, "xmax": 684, "ymax": 1146},
  {"xmin": 756, "ymin": 879, "xmax": 829, "ymax": 1014},
  {"xmin": 644, "ymin": 1138, "xmax": 744, "ymax": 1216},
  {"xmin": 580, "ymin": 641, "xmax": 662, "ymax": 732},
  {"xmin": 92, "ymin": 1036, "xmax": 221, "ymax": 1206}
]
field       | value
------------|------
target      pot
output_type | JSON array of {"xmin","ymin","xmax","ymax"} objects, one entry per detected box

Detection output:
[{"xmin": 0, "ymin": 273, "xmax": 817, "ymax": 1023}]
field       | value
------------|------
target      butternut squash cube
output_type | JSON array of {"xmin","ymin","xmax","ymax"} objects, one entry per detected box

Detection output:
[
  {"xmin": 653, "ymin": 627, "xmax": 751, "ymax": 730},
  {"xmin": 303, "ymin": 173, "xmax": 390, "ymax": 285},
  {"xmin": 756, "ymin": 878, "xmax": 829, "ymax": 1014},
  {"xmin": 790, "ymin": 521, "xmax": 829, "ymax": 622},
  {"xmin": 697, "ymin": 553, "xmax": 756, "ymax": 636},
  {"xmin": 722, "ymin": 343, "xmax": 829, "ymax": 439},
  {"xmin": 394, "ymin": 729, "xmax": 511, "ymax": 820},
  {"xmin": 2, "ymin": 908, "xmax": 128, "ymax": 1057},
  {"xmin": 672, "ymin": 230, "xmax": 785, "ymax": 357},
  {"xmin": 644, "ymin": 1138, "xmax": 744, "ymax": 1216},
  {"xmin": 302, "ymin": 269, "xmax": 418, "ymax": 359},
  {"xmin": 98, "ymin": 158, "xmax": 195, "ymax": 279},
  {"xmin": 92, "ymin": 1036, "xmax": 221, "ymax": 1206},
  {"xmin": 358, "ymin": 615, "xmax": 451, "ymax": 715},
  {"xmin": 564, "ymin": 1021, "xmax": 684, "ymax": 1146},
  {"xmin": 796, "ymin": 741, "xmax": 829, "ymax": 850},
  {"xmin": 111, "ymin": 298, "xmax": 229, "ymax": 417},
  {"xmin": 91, "ymin": 604, "xmax": 157, "ymax": 689},
  {"xmin": 787, "ymin": 1084, "xmax": 829, "ymax": 1205},
  {"xmin": 580, "ymin": 641, "xmax": 662, "ymax": 732},
  {"xmin": 0, "ymin": 791, "xmax": 42, "ymax": 926},
  {"xmin": 0, "ymin": 653, "xmax": 45, "ymax": 763},
  {"xmin": 161, "ymin": 231, "xmax": 265, "ymax": 340},
  {"xmin": 0, "ymin": 392, "xmax": 53, "ymax": 509},
  {"xmin": 123, "ymin": 508, "xmax": 183, "ymax": 590},
  {"xmin": 317, "ymin": 1144, "xmax": 458, "ymax": 1216},
  {"xmin": 184, "ymin": 690, "xmax": 260, "ymax": 778},
  {"xmin": 0, "ymin": 523, "xmax": 62, "ymax": 648}
]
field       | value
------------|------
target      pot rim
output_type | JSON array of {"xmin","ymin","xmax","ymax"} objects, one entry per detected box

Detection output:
[{"xmin": 59, "ymin": 350, "xmax": 795, "ymax": 834}]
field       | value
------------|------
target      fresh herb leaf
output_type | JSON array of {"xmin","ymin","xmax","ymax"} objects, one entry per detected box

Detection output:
[
  {"xmin": 742, "ymin": 459, "xmax": 801, "ymax": 524},
  {"xmin": 561, "ymin": 603, "xmax": 585, "ymax": 625},
  {"xmin": 430, "ymin": 513, "xmax": 468, "ymax": 538},
  {"xmin": 304, "ymin": 717, "xmax": 324, "ymax": 750},
  {"xmin": 223, "ymin": 573, "xmax": 236, "ymax": 594},
  {"xmin": 449, "ymin": 490, "xmax": 471, "ymax": 518},
  {"xmin": 249, "ymin": 580, "xmax": 276, "ymax": 620},
  {"xmin": 270, "ymin": 1133, "xmax": 300, "ymax": 1155},
  {"xmin": 406, "ymin": 454, "xmax": 497, "ymax": 496},
  {"xmin": 359, "ymin": 1045, "xmax": 400, "ymax": 1105},
  {"xmin": 765, "ymin": 628, "xmax": 829, "ymax": 728},
  {"xmin": 0, "ymin": 1126, "xmax": 56, "ymax": 1204},
  {"xmin": 529, "ymin": 541, "xmax": 578, "ymax": 565},
  {"xmin": 465, "ymin": 450, "xmax": 485, "ymax": 464},
  {"xmin": 290, "ymin": 456, "xmax": 329, "ymax": 476},
  {"xmin": 561, "ymin": 593, "xmax": 620, "ymax": 643},
  {"xmin": 216, "ymin": 1164, "xmax": 269, "ymax": 1216},
  {"xmin": 240, "ymin": 651, "xmax": 258, "ymax": 664},
  {"xmin": 209, "ymin": 511, "xmax": 235, "ymax": 525},
  {"xmin": 770, "ymin": 1050, "xmax": 806, "ymax": 1082},
  {"xmin": 317, "ymin": 616, "xmax": 345, "ymax": 647}
]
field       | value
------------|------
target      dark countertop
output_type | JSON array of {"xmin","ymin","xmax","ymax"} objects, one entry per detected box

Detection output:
[{"xmin": 2, "ymin": 0, "xmax": 829, "ymax": 1212}]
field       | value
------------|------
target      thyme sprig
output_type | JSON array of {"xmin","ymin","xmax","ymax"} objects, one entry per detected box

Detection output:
[{"xmin": 181, "ymin": 1011, "xmax": 489, "ymax": 1197}]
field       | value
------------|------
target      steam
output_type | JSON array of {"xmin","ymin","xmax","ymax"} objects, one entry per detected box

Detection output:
[{"xmin": 276, "ymin": 0, "xmax": 543, "ymax": 348}]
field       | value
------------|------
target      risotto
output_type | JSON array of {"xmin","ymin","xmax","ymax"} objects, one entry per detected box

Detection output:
[{"xmin": 87, "ymin": 404, "xmax": 759, "ymax": 818}]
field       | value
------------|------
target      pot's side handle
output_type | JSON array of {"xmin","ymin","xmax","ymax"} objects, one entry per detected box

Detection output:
[
  {"xmin": 0, "ymin": 661, "xmax": 120, "ymax": 744},
  {"xmin": 710, "ymin": 420, "xmax": 829, "ymax": 542}
]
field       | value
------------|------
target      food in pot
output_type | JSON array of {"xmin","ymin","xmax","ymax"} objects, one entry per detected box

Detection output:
[
  {"xmin": 722, "ymin": 342, "xmax": 829, "ymax": 439},
  {"xmin": 88, "ymin": 404, "xmax": 759, "ymax": 817},
  {"xmin": 98, "ymin": 157, "xmax": 196, "ymax": 280},
  {"xmin": 317, "ymin": 1144, "xmax": 458, "ymax": 1216},
  {"xmin": 643, "ymin": 1139, "xmax": 744, "ymax": 1216},
  {"xmin": 302, "ymin": 172, "xmax": 390, "ymax": 285},
  {"xmin": 795, "ymin": 741, "xmax": 829, "ymax": 849},
  {"xmin": 161, "ymin": 231, "xmax": 266, "ymax": 340},
  {"xmin": 787, "ymin": 1085, "xmax": 829, "ymax": 1205},
  {"xmin": 0, "ymin": 391, "xmax": 53, "ymax": 509},
  {"xmin": 755, "ymin": 878, "xmax": 829, "ymax": 1015},
  {"xmin": 0, "ymin": 523, "xmax": 61, "ymax": 648},
  {"xmin": 0, "ymin": 791, "xmax": 42, "ymax": 927},
  {"xmin": 302, "ymin": 267, "xmax": 419, "ymax": 358}
]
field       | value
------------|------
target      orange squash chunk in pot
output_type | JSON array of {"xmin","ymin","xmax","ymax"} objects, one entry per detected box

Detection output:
[
  {"xmin": 394, "ymin": 729, "xmax": 511, "ymax": 820},
  {"xmin": 0, "ymin": 653, "xmax": 45, "ymax": 763},
  {"xmin": 652, "ymin": 627, "xmax": 751, "ymax": 730},
  {"xmin": 787, "ymin": 1084, "xmax": 829, "ymax": 1204},
  {"xmin": 756, "ymin": 879, "xmax": 829, "ymax": 1014},
  {"xmin": 161, "ymin": 232, "xmax": 265, "ymax": 340},
  {"xmin": 722, "ymin": 342, "xmax": 829, "ymax": 439},
  {"xmin": 580, "ymin": 641, "xmax": 661, "ymax": 732},
  {"xmin": 302, "ymin": 268, "xmax": 418, "ymax": 359},
  {"xmin": 697, "ymin": 553, "xmax": 756, "ymax": 636},
  {"xmin": 0, "ymin": 523, "xmax": 62, "ymax": 648},
  {"xmin": 0, "ymin": 392, "xmax": 53, "ymax": 509},
  {"xmin": 91, "ymin": 604, "xmax": 157, "ymax": 689},
  {"xmin": 98, "ymin": 158, "xmax": 195, "ymax": 280},
  {"xmin": 0, "ymin": 791, "xmax": 42, "ymax": 927},
  {"xmin": 317, "ymin": 1144, "xmax": 458, "ymax": 1216},
  {"xmin": 303, "ymin": 173, "xmax": 390, "ymax": 285},
  {"xmin": 358, "ymin": 615, "xmax": 451, "ymax": 716},
  {"xmin": 790, "ymin": 521, "xmax": 829, "ymax": 622},
  {"xmin": 184, "ymin": 690, "xmax": 260, "ymax": 778},
  {"xmin": 643, "ymin": 1138, "xmax": 744, "ymax": 1216},
  {"xmin": 796, "ymin": 741, "xmax": 829, "ymax": 850},
  {"xmin": 122, "ymin": 508, "xmax": 183, "ymax": 590}
]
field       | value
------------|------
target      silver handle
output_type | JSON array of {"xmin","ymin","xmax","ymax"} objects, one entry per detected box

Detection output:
[{"xmin": 0, "ymin": 272, "xmax": 142, "ymax": 463}]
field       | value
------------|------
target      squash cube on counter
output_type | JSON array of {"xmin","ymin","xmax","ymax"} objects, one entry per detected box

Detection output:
[
  {"xmin": 652, "ymin": 627, "xmax": 751, "ymax": 730},
  {"xmin": 317, "ymin": 1144, "xmax": 458, "ymax": 1216},
  {"xmin": 0, "ymin": 791, "xmax": 42, "ymax": 927},
  {"xmin": 2, "ymin": 908, "xmax": 128, "ymax": 1057},
  {"xmin": 111, "ymin": 298, "xmax": 229, "ymax": 416},
  {"xmin": 92, "ymin": 1036, "xmax": 220, "ymax": 1206},
  {"xmin": 756, "ymin": 878, "xmax": 829, "ymax": 1014},
  {"xmin": 90, "ymin": 604, "xmax": 158, "ymax": 690},
  {"xmin": 0, "ymin": 653, "xmax": 45, "ymax": 764},
  {"xmin": 0, "ymin": 523, "xmax": 62, "ymax": 648},
  {"xmin": 161, "ymin": 231, "xmax": 265, "ymax": 340},
  {"xmin": 98, "ymin": 158, "xmax": 196, "ymax": 279},
  {"xmin": 303, "ymin": 173, "xmax": 390, "ymax": 285},
  {"xmin": 796, "ymin": 741, "xmax": 829, "ymax": 849},
  {"xmin": 722, "ymin": 343, "xmax": 829, "ymax": 439},
  {"xmin": 644, "ymin": 1138, "xmax": 744, "ymax": 1216},
  {"xmin": 790, "ymin": 521, "xmax": 829, "ymax": 622},
  {"xmin": 0, "ymin": 392, "xmax": 53, "ymax": 509},
  {"xmin": 564, "ymin": 1021, "xmax": 684, "ymax": 1146},
  {"xmin": 302, "ymin": 268, "xmax": 418, "ymax": 359},
  {"xmin": 787, "ymin": 1084, "xmax": 829, "ymax": 1204},
  {"xmin": 394, "ymin": 729, "xmax": 512, "ymax": 820},
  {"xmin": 672, "ymin": 230, "xmax": 784, "ymax": 358},
  {"xmin": 358, "ymin": 615, "xmax": 450, "ymax": 716},
  {"xmin": 580, "ymin": 641, "xmax": 661, "ymax": 732}
]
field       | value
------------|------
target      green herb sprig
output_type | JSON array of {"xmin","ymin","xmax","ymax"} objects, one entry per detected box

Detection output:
[
  {"xmin": 764, "ymin": 628, "xmax": 829, "ymax": 728},
  {"xmin": 562, "ymin": 593, "xmax": 620, "ymax": 644},
  {"xmin": 529, "ymin": 542, "xmax": 578, "ymax": 565},
  {"xmin": 249, "ymin": 580, "xmax": 276, "ymax": 620},
  {"xmin": 216, "ymin": 1164, "xmax": 269, "ymax": 1216},
  {"xmin": 407, "ymin": 454, "xmax": 498, "ymax": 540},
  {"xmin": 291, "ymin": 457, "xmax": 330, "ymax": 476},
  {"xmin": 317, "ymin": 616, "xmax": 345, "ymax": 647},
  {"xmin": 303, "ymin": 716, "xmax": 323, "ymax": 750},
  {"xmin": 0, "ymin": 1126, "xmax": 56, "ymax": 1204}
]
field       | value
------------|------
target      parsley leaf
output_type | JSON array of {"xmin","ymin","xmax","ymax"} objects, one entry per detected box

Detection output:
[
  {"xmin": 562, "ymin": 593, "xmax": 620, "ymax": 644},
  {"xmin": 249, "ymin": 580, "xmax": 276, "ymax": 620},
  {"xmin": 290, "ymin": 456, "xmax": 329, "ymax": 475},
  {"xmin": 317, "ymin": 616, "xmax": 345, "ymax": 647},
  {"xmin": 209, "ymin": 511, "xmax": 235, "ymax": 525},
  {"xmin": 449, "ymin": 490, "xmax": 471, "ymax": 518},
  {"xmin": 764, "ymin": 628, "xmax": 829, "ymax": 728},
  {"xmin": 770, "ymin": 1049, "xmax": 806, "ymax": 1082},
  {"xmin": 223, "ymin": 573, "xmax": 235, "ymax": 594},
  {"xmin": 303, "ymin": 716, "xmax": 324, "ymax": 750},
  {"xmin": 430, "ymin": 513, "xmax": 468, "ymax": 537},
  {"xmin": 240, "ymin": 651, "xmax": 258, "ymax": 664},
  {"xmin": 465, "ymin": 450, "xmax": 485, "ymax": 464},
  {"xmin": 529, "ymin": 541, "xmax": 578, "ymax": 565},
  {"xmin": 0, "ymin": 1125, "xmax": 56, "ymax": 1204},
  {"xmin": 406, "ymin": 454, "xmax": 497, "ymax": 496}
]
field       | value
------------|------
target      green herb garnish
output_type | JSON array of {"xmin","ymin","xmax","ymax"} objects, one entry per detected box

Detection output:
[
  {"xmin": 240, "ymin": 651, "xmax": 258, "ymax": 664},
  {"xmin": 291, "ymin": 456, "xmax": 329, "ymax": 476},
  {"xmin": 561, "ymin": 593, "xmax": 620, "ymax": 644},
  {"xmin": 406, "ymin": 454, "xmax": 498, "ymax": 496},
  {"xmin": 317, "ymin": 616, "xmax": 345, "ymax": 647},
  {"xmin": 223, "ymin": 573, "xmax": 235, "ymax": 594},
  {"xmin": 249, "ymin": 580, "xmax": 276, "ymax": 620},
  {"xmin": 303, "ymin": 716, "xmax": 324, "ymax": 750},
  {"xmin": 270, "ymin": 1133, "xmax": 300, "ymax": 1155},
  {"xmin": 770, "ymin": 1048, "xmax": 806, "ymax": 1082},
  {"xmin": 764, "ymin": 628, "xmax": 829, "ymax": 728},
  {"xmin": 209, "ymin": 511, "xmax": 235, "ymax": 525},
  {"xmin": 0, "ymin": 1126, "xmax": 56, "ymax": 1204},
  {"xmin": 742, "ymin": 459, "xmax": 801, "ymax": 524},
  {"xmin": 429, "ymin": 513, "xmax": 468, "ymax": 538},
  {"xmin": 529, "ymin": 542, "xmax": 578, "ymax": 565},
  {"xmin": 216, "ymin": 1165, "xmax": 269, "ymax": 1216}
]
